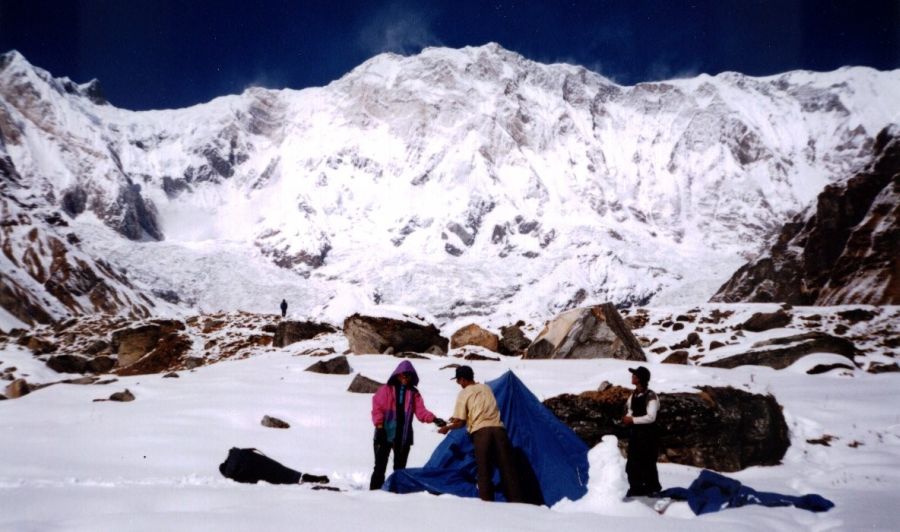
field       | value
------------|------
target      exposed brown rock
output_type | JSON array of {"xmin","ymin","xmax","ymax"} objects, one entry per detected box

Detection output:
[
  {"xmin": 273, "ymin": 320, "xmax": 336, "ymax": 348},
  {"xmin": 26, "ymin": 335, "xmax": 57, "ymax": 354},
  {"xmin": 117, "ymin": 333, "xmax": 192, "ymax": 376},
  {"xmin": 661, "ymin": 350, "xmax": 689, "ymax": 364},
  {"xmin": 868, "ymin": 362, "xmax": 900, "ymax": 374},
  {"xmin": 524, "ymin": 303, "xmax": 645, "ymax": 361},
  {"xmin": 450, "ymin": 323, "xmax": 499, "ymax": 352},
  {"xmin": 670, "ymin": 332, "xmax": 702, "ymax": 350},
  {"xmin": 112, "ymin": 324, "xmax": 162, "ymax": 366},
  {"xmin": 5, "ymin": 378, "xmax": 30, "ymax": 398},
  {"xmin": 343, "ymin": 314, "xmax": 448, "ymax": 354},
  {"xmin": 544, "ymin": 385, "xmax": 789, "ymax": 472}
]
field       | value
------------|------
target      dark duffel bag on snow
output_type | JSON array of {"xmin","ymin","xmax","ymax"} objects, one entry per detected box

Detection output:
[{"xmin": 219, "ymin": 447, "xmax": 328, "ymax": 485}]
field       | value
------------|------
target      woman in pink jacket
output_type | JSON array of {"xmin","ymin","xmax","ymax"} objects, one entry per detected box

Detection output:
[{"xmin": 369, "ymin": 360, "xmax": 445, "ymax": 490}]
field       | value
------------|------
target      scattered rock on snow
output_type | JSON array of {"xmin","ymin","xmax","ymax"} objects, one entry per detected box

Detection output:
[
  {"xmin": 109, "ymin": 389, "xmax": 135, "ymax": 402},
  {"xmin": 347, "ymin": 373, "xmax": 382, "ymax": 394},
  {"xmin": 305, "ymin": 355, "xmax": 352, "ymax": 375},
  {"xmin": 261, "ymin": 415, "xmax": 290, "ymax": 429},
  {"xmin": 740, "ymin": 310, "xmax": 792, "ymax": 332},
  {"xmin": 661, "ymin": 350, "xmax": 689, "ymax": 364}
]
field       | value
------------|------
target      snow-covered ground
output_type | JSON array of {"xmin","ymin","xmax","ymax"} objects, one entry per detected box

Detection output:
[{"xmin": 2, "ymin": 304, "xmax": 898, "ymax": 531}]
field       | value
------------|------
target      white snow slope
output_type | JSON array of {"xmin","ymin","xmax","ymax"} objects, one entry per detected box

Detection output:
[
  {"xmin": 2, "ymin": 45, "xmax": 899, "ymax": 325},
  {"xmin": 1, "ymin": 303, "xmax": 899, "ymax": 531}
]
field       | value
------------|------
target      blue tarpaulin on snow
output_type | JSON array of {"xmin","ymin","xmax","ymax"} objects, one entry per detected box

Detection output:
[
  {"xmin": 383, "ymin": 371, "xmax": 589, "ymax": 505},
  {"xmin": 660, "ymin": 469, "xmax": 835, "ymax": 515}
]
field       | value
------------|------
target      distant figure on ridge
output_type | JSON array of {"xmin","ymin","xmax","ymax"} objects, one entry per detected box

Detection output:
[
  {"xmin": 438, "ymin": 365, "xmax": 524, "ymax": 502},
  {"xmin": 621, "ymin": 366, "xmax": 662, "ymax": 497},
  {"xmin": 370, "ymin": 361, "xmax": 445, "ymax": 490},
  {"xmin": 280, "ymin": 299, "xmax": 287, "ymax": 318}
]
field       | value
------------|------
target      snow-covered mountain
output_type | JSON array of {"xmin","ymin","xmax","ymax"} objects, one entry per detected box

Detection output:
[
  {"xmin": 713, "ymin": 125, "xmax": 899, "ymax": 305},
  {"xmin": 1, "ymin": 44, "xmax": 898, "ymax": 328}
]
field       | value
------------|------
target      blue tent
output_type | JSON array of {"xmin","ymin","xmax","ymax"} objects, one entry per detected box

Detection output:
[{"xmin": 383, "ymin": 371, "xmax": 589, "ymax": 505}]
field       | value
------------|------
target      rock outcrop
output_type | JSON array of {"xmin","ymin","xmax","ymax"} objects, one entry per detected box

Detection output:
[
  {"xmin": 544, "ymin": 384, "xmax": 790, "ymax": 472},
  {"xmin": 343, "ymin": 314, "xmax": 448, "ymax": 355},
  {"xmin": 524, "ymin": 304, "xmax": 645, "ymax": 360},
  {"xmin": 703, "ymin": 332, "xmax": 859, "ymax": 370},
  {"xmin": 116, "ymin": 333, "xmax": 192, "ymax": 376},
  {"xmin": 713, "ymin": 126, "xmax": 900, "ymax": 305}
]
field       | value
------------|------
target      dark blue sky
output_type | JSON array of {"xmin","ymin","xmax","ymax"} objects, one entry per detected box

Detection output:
[{"xmin": 2, "ymin": 0, "xmax": 898, "ymax": 110}]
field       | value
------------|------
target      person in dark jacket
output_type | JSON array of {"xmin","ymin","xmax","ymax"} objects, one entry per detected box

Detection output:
[
  {"xmin": 280, "ymin": 299, "xmax": 288, "ymax": 318},
  {"xmin": 622, "ymin": 366, "xmax": 662, "ymax": 497},
  {"xmin": 369, "ymin": 360, "xmax": 445, "ymax": 490}
]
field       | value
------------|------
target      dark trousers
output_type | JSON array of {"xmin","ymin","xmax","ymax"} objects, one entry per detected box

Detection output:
[
  {"xmin": 626, "ymin": 428, "xmax": 661, "ymax": 496},
  {"xmin": 471, "ymin": 426, "xmax": 524, "ymax": 503},
  {"xmin": 369, "ymin": 439, "xmax": 410, "ymax": 490}
]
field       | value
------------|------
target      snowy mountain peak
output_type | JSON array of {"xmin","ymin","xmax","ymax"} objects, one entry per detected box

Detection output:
[{"xmin": 1, "ymin": 47, "xmax": 899, "ymax": 329}]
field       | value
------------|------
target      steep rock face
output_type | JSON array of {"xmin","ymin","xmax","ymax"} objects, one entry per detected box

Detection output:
[
  {"xmin": 2, "ymin": 47, "xmax": 899, "ymax": 323},
  {"xmin": 713, "ymin": 126, "xmax": 900, "ymax": 305}
]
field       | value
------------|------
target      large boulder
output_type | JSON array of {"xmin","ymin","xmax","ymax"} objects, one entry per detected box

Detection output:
[
  {"xmin": 524, "ymin": 304, "xmax": 645, "ymax": 360},
  {"xmin": 116, "ymin": 333, "xmax": 193, "ymax": 376},
  {"xmin": 703, "ymin": 332, "xmax": 859, "ymax": 370},
  {"xmin": 450, "ymin": 324, "xmax": 499, "ymax": 352},
  {"xmin": 497, "ymin": 322, "xmax": 532, "ymax": 356},
  {"xmin": 544, "ymin": 385, "xmax": 789, "ymax": 472},
  {"xmin": 273, "ymin": 320, "xmax": 336, "ymax": 348},
  {"xmin": 343, "ymin": 314, "xmax": 449, "ymax": 354}
]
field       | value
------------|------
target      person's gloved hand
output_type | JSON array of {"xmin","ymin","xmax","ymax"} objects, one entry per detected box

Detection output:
[
  {"xmin": 374, "ymin": 427, "xmax": 388, "ymax": 444},
  {"xmin": 433, "ymin": 418, "xmax": 447, "ymax": 428}
]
